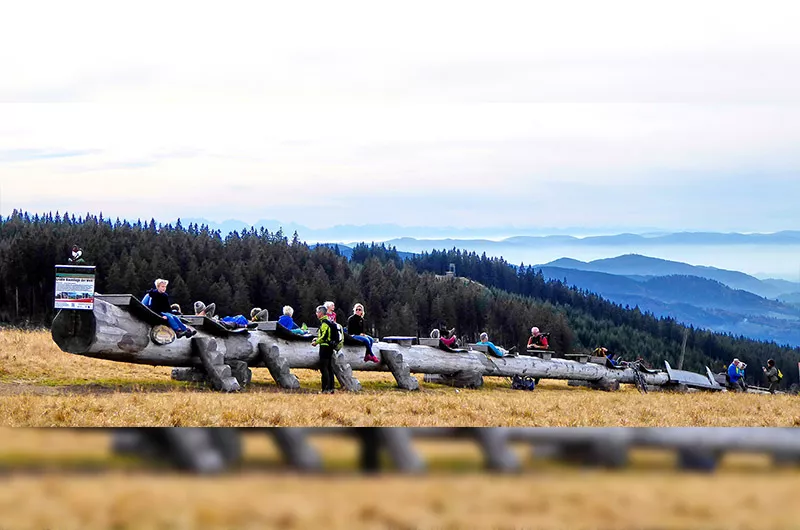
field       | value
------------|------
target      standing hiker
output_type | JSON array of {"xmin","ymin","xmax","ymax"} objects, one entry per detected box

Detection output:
[
  {"xmin": 312, "ymin": 305, "xmax": 336, "ymax": 394},
  {"xmin": 763, "ymin": 359, "xmax": 781, "ymax": 394}
]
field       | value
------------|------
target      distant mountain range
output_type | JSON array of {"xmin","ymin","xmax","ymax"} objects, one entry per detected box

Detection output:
[
  {"xmin": 178, "ymin": 218, "xmax": 800, "ymax": 248},
  {"xmin": 540, "ymin": 255, "xmax": 800, "ymax": 300},
  {"xmin": 534, "ymin": 255, "xmax": 800, "ymax": 346}
]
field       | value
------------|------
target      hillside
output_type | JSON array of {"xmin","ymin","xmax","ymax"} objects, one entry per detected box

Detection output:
[
  {"xmin": 3, "ymin": 211, "xmax": 800, "ymax": 387},
  {"xmin": 541, "ymin": 255, "xmax": 799, "ymax": 299},
  {"xmin": 536, "ymin": 265, "xmax": 800, "ymax": 345}
]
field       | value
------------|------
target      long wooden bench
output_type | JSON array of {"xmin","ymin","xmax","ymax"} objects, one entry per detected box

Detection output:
[
  {"xmin": 468, "ymin": 343, "xmax": 490, "ymax": 354},
  {"xmin": 524, "ymin": 349, "xmax": 554, "ymax": 360},
  {"xmin": 564, "ymin": 353, "xmax": 590, "ymax": 363},
  {"xmin": 382, "ymin": 336, "xmax": 416, "ymax": 347}
]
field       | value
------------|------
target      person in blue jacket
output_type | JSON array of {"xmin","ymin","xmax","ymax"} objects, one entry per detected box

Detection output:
[
  {"xmin": 727, "ymin": 358, "xmax": 747, "ymax": 392},
  {"xmin": 476, "ymin": 332, "xmax": 517, "ymax": 357},
  {"xmin": 278, "ymin": 305, "xmax": 307, "ymax": 335},
  {"xmin": 143, "ymin": 279, "xmax": 196, "ymax": 338}
]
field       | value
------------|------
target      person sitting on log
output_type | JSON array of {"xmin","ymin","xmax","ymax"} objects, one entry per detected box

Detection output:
[
  {"xmin": 727, "ymin": 358, "xmax": 747, "ymax": 392},
  {"xmin": 430, "ymin": 328, "xmax": 459, "ymax": 348},
  {"xmin": 527, "ymin": 327, "xmax": 550, "ymax": 350},
  {"xmin": 278, "ymin": 305, "xmax": 307, "ymax": 335},
  {"xmin": 193, "ymin": 301, "xmax": 216, "ymax": 318},
  {"xmin": 324, "ymin": 301, "xmax": 338, "ymax": 323},
  {"xmin": 250, "ymin": 307, "xmax": 270, "ymax": 323},
  {"xmin": 476, "ymin": 332, "xmax": 517, "ymax": 357},
  {"xmin": 347, "ymin": 303, "xmax": 380, "ymax": 363},
  {"xmin": 144, "ymin": 279, "xmax": 196, "ymax": 338},
  {"xmin": 195, "ymin": 301, "xmax": 256, "ymax": 329},
  {"xmin": 594, "ymin": 347, "xmax": 617, "ymax": 367}
]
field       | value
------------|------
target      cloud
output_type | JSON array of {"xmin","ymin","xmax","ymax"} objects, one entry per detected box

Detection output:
[{"xmin": 1, "ymin": 0, "xmax": 799, "ymax": 232}]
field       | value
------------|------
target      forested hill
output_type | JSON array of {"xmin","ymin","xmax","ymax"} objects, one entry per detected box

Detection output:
[{"xmin": 2, "ymin": 211, "xmax": 799, "ymax": 387}]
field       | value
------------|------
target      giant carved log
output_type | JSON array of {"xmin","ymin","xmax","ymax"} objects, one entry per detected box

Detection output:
[{"xmin": 52, "ymin": 296, "xmax": 721, "ymax": 393}]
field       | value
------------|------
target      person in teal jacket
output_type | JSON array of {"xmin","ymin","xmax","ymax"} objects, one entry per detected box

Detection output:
[{"xmin": 476, "ymin": 332, "xmax": 518, "ymax": 357}]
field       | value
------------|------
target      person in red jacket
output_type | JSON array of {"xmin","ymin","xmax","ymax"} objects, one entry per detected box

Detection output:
[{"xmin": 527, "ymin": 327, "xmax": 549, "ymax": 350}]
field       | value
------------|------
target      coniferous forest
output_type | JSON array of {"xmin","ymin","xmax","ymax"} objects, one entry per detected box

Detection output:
[{"xmin": 1, "ymin": 210, "xmax": 798, "ymax": 387}]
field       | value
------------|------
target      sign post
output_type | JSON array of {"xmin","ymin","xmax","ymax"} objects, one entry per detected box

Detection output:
[{"xmin": 54, "ymin": 265, "xmax": 96, "ymax": 310}]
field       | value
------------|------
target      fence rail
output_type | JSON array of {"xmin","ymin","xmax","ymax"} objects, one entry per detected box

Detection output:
[{"xmin": 107, "ymin": 427, "xmax": 800, "ymax": 474}]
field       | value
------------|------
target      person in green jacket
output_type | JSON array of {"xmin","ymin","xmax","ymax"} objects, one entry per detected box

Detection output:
[{"xmin": 311, "ymin": 305, "xmax": 336, "ymax": 394}]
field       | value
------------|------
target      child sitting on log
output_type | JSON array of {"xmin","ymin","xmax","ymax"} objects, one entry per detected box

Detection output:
[{"xmin": 143, "ymin": 279, "xmax": 196, "ymax": 338}]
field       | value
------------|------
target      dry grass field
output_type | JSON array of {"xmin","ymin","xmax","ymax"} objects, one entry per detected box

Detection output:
[
  {"xmin": 0, "ymin": 430, "xmax": 799, "ymax": 529},
  {"xmin": 2, "ymin": 329, "xmax": 800, "ymax": 427}
]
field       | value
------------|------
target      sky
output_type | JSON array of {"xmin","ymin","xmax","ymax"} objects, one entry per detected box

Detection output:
[{"xmin": 2, "ymin": 0, "xmax": 800, "ymax": 235}]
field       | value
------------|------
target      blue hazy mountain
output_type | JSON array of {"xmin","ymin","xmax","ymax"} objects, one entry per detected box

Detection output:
[
  {"xmin": 541, "ymin": 255, "xmax": 800, "ymax": 299},
  {"xmin": 536, "ymin": 266, "xmax": 800, "ymax": 346}
]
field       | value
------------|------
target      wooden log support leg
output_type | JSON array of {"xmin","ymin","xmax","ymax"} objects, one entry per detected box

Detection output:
[
  {"xmin": 378, "ymin": 428, "xmax": 425, "ymax": 473},
  {"xmin": 271, "ymin": 428, "xmax": 323, "ymax": 471},
  {"xmin": 160, "ymin": 428, "xmax": 229, "ymax": 473},
  {"xmin": 677, "ymin": 447, "xmax": 720, "ymax": 472},
  {"xmin": 424, "ymin": 371, "xmax": 483, "ymax": 388},
  {"xmin": 381, "ymin": 348, "xmax": 419, "ymax": 391},
  {"xmin": 472, "ymin": 428, "xmax": 520, "ymax": 472},
  {"xmin": 171, "ymin": 367, "xmax": 207, "ymax": 383},
  {"xmin": 332, "ymin": 351, "xmax": 362, "ymax": 392},
  {"xmin": 258, "ymin": 343, "xmax": 300, "ymax": 390},
  {"xmin": 226, "ymin": 360, "xmax": 252, "ymax": 388},
  {"xmin": 192, "ymin": 337, "xmax": 241, "ymax": 393}
]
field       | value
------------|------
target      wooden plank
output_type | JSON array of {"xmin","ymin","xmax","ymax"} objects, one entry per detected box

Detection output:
[
  {"xmin": 417, "ymin": 338, "xmax": 440, "ymax": 347},
  {"xmin": 94, "ymin": 294, "xmax": 133, "ymax": 306}
]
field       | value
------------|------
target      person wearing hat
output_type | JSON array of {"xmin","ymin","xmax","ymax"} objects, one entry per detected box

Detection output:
[
  {"xmin": 194, "ymin": 301, "xmax": 255, "ymax": 329},
  {"xmin": 527, "ymin": 327, "xmax": 549, "ymax": 350},
  {"xmin": 143, "ymin": 279, "xmax": 196, "ymax": 338}
]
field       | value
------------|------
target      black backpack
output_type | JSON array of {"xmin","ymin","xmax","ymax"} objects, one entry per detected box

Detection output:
[{"xmin": 325, "ymin": 320, "xmax": 344, "ymax": 352}]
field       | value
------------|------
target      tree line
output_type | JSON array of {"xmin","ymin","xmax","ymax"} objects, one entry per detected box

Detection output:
[{"xmin": 2, "ymin": 210, "xmax": 798, "ymax": 387}]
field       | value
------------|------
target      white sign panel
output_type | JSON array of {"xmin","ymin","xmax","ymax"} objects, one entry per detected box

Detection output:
[{"xmin": 55, "ymin": 266, "xmax": 96, "ymax": 310}]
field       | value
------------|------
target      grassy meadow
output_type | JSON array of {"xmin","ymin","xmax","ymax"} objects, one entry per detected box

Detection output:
[
  {"xmin": 0, "ymin": 430, "xmax": 799, "ymax": 529},
  {"xmin": 2, "ymin": 329, "xmax": 800, "ymax": 427}
]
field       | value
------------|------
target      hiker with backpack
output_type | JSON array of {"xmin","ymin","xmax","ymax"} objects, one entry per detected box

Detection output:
[
  {"xmin": 312, "ymin": 305, "xmax": 339, "ymax": 394},
  {"xmin": 527, "ymin": 327, "xmax": 550, "ymax": 351},
  {"xmin": 763, "ymin": 359, "xmax": 782, "ymax": 394}
]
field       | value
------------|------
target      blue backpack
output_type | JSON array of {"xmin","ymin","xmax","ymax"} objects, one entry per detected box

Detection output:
[{"xmin": 511, "ymin": 375, "xmax": 536, "ymax": 391}]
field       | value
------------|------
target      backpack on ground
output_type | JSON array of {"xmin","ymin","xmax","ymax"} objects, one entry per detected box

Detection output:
[{"xmin": 511, "ymin": 375, "xmax": 536, "ymax": 391}]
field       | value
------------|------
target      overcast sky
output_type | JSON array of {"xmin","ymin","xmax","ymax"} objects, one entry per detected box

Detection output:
[{"xmin": 2, "ymin": 0, "xmax": 799, "ymax": 234}]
